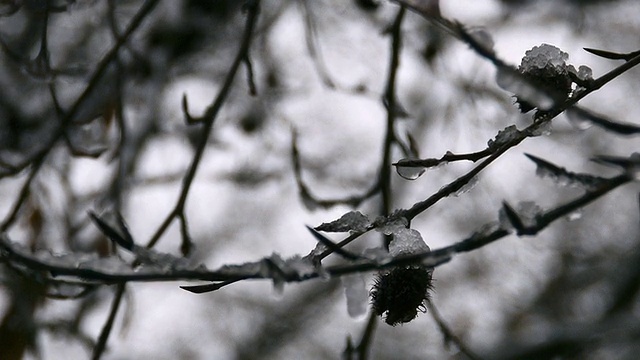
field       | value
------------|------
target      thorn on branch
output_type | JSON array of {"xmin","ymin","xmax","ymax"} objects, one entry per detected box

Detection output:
[
  {"xmin": 290, "ymin": 127, "xmax": 378, "ymax": 208},
  {"xmin": 306, "ymin": 226, "xmax": 363, "ymax": 260},
  {"xmin": 592, "ymin": 154, "xmax": 640, "ymax": 174},
  {"xmin": 182, "ymin": 94, "xmax": 201, "ymax": 124},
  {"xmin": 501, "ymin": 201, "xmax": 534, "ymax": 236},
  {"xmin": 180, "ymin": 279, "xmax": 239, "ymax": 294},
  {"xmin": 584, "ymin": 47, "xmax": 640, "ymax": 62},
  {"xmin": 89, "ymin": 211, "xmax": 135, "ymax": 251},
  {"xmin": 524, "ymin": 153, "xmax": 607, "ymax": 189},
  {"xmin": 567, "ymin": 106, "xmax": 640, "ymax": 136}
]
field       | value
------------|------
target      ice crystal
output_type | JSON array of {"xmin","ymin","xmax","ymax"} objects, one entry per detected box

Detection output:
[
  {"xmin": 134, "ymin": 247, "xmax": 204, "ymax": 273},
  {"xmin": 452, "ymin": 176, "xmax": 479, "ymax": 197},
  {"xmin": 284, "ymin": 255, "xmax": 316, "ymax": 279},
  {"xmin": 487, "ymin": 125, "xmax": 520, "ymax": 149},
  {"xmin": 498, "ymin": 44, "xmax": 595, "ymax": 113},
  {"xmin": 530, "ymin": 121, "xmax": 553, "ymax": 137},
  {"xmin": 315, "ymin": 211, "xmax": 371, "ymax": 233},
  {"xmin": 389, "ymin": 228, "xmax": 430, "ymax": 256},
  {"xmin": 577, "ymin": 65, "xmax": 593, "ymax": 81},
  {"xmin": 78, "ymin": 256, "xmax": 131, "ymax": 273},
  {"xmin": 520, "ymin": 44, "xmax": 569, "ymax": 71},
  {"xmin": 566, "ymin": 210, "xmax": 583, "ymax": 222},
  {"xmin": 375, "ymin": 217, "xmax": 409, "ymax": 236}
]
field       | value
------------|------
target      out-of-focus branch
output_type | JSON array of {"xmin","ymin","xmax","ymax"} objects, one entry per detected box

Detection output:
[
  {"xmin": 290, "ymin": 128, "xmax": 379, "ymax": 209},
  {"xmin": 379, "ymin": 7, "xmax": 405, "ymax": 223},
  {"xmin": 298, "ymin": 0, "xmax": 336, "ymax": 89},
  {"xmin": 91, "ymin": 284, "xmax": 126, "ymax": 360},
  {"xmin": 146, "ymin": 0, "xmax": 261, "ymax": 252},
  {"xmin": 427, "ymin": 300, "xmax": 482, "ymax": 360}
]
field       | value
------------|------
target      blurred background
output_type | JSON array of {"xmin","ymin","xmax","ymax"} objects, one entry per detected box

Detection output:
[{"xmin": 1, "ymin": 0, "xmax": 640, "ymax": 359}]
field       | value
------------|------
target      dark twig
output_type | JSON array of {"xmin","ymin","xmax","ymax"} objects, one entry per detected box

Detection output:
[
  {"xmin": 393, "ymin": 149, "xmax": 493, "ymax": 169},
  {"xmin": 306, "ymin": 226, "xmax": 363, "ymax": 260},
  {"xmin": 567, "ymin": 106, "xmax": 640, "ymax": 135},
  {"xmin": 584, "ymin": 47, "xmax": 640, "ymax": 62},
  {"xmin": 345, "ymin": 9, "xmax": 406, "ymax": 357},
  {"xmin": 298, "ymin": 0, "xmax": 336, "ymax": 88},
  {"xmin": 380, "ymin": 7, "xmax": 405, "ymax": 222},
  {"xmin": 180, "ymin": 279, "xmax": 241, "ymax": 294},
  {"xmin": 243, "ymin": 54, "xmax": 257, "ymax": 96},
  {"xmin": 290, "ymin": 128, "xmax": 379, "ymax": 208},
  {"xmin": 91, "ymin": 283, "xmax": 126, "ymax": 360},
  {"xmin": 427, "ymin": 300, "xmax": 482, "ymax": 360},
  {"xmin": 344, "ymin": 311, "xmax": 378, "ymax": 360},
  {"xmin": 146, "ymin": 0, "xmax": 261, "ymax": 249}
]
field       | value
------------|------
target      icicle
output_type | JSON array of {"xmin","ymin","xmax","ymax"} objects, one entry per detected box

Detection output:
[{"xmin": 342, "ymin": 274, "xmax": 368, "ymax": 319}]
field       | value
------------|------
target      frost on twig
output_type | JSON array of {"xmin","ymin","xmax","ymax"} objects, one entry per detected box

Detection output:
[
  {"xmin": 497, "ymin": 44, "xmax": 593, "ymax": 113},
  {"xmin": 525, "ymin": 153, "xmax": 606, "ymax": 190},
  {"xmin": 315, "ymin": 211, "xmax": 371, "ymax": 233},
  {"xmin": 0, "ymin": 234, "xmax": 207, "ymax": 277},
  {"xmin": 487, "ymin": 125, "xmax": 521, "ymax": 150}
]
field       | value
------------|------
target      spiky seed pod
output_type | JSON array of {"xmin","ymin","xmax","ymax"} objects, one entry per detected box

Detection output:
[{"xmin": 370, "ymin": 266, "xmax": 434, "ymax": 326}]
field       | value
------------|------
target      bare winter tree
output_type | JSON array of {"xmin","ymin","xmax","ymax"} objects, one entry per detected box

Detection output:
[{"xmin": 1, "ymin": 0, "xmax": 640, "ymax": 359}]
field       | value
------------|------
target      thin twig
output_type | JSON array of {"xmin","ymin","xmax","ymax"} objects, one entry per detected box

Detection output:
[
  {"xmin": 427, "ymin": 300, "xmax": 482, "ymax": 360},
  {"xmin": 91, "ymin": 283, "xmax": 126, "ymax": 360},
  {"xmin": 146, "ymin": 0, "xmax": 261, "ymax": 249},
  {"xmin": 290, "ymin": 127, "xmax": 379, "ymax": 208},
  {"xmin": 355, "ymin": 311, "xmax": 378, "ymax": 360},
  {"xmin": 380, "ymin": 7, "xmax": 405, "ymax": 224},
  {"xmin": 298, "ymin": 0, "xmax": 336, "ymax": 88}
]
